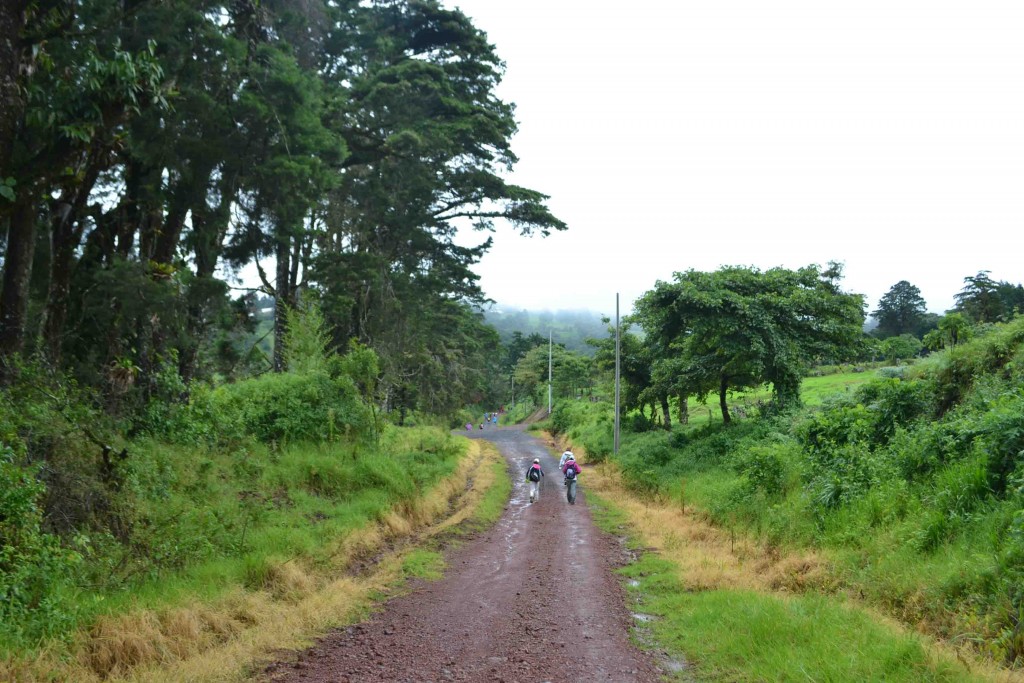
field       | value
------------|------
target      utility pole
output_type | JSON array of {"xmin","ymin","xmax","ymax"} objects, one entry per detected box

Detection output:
[
  {"xmin": 614, "ymin": 293, "xmax": 621, "ymax": 455},
  {"xmin": 547, "ymin": 329, "xmax": 553, "ymax": 415},
  {"xmin": 511, "ymin": 374, "xmax": 515, "ymax": 407}
]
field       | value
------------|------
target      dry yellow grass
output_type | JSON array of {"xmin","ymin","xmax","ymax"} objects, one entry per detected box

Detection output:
[
  {"xmin": 552, "ymin": 434, "xmax": 1024, "ymax": 683},
  {"xmin": 3, "ymin": 439, "xmax": 503, "ymax": 683},
  {"xmin": 580, "ymin": 459, "xmax": 831, "ymax": 594}
]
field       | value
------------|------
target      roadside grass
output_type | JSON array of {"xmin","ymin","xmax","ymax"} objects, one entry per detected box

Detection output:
[
  {"xmin": 465, "ymin": 450, "xmax": 512, "ymax": 529},
  {"xmin": 581, "ymin": 462, "xmax": 1012, "ymax": 682},
  {"xmin": 542, "ymin": 343, "xmax": 1024, "ymax": 676},
  {"xmin": 623, "ymin": 556, "xmax": 981, "ymax": 683},
  {"xmin": 0, "ymin": 435, "xmax": 508, "ymax": 683},
  {"xmin": 401, "ymin": 549, "xmax": 446, "ymax": 580},
  {"xmin": 68, "ymin": 433, "xmax": 460, "ymax": 629}
]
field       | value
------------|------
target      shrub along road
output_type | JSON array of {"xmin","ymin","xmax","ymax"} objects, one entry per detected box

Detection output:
[{"xmin": 262, "ymin": 424, "xmax": 662, "ymax": 682}]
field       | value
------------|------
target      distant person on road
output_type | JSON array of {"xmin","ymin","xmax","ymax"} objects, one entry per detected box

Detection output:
[
  {"xmin": 492, "ymin": 414, "xmax": 498, "ymax": 425},
  {"xmin": 466, "ymin": 422, "xmax": 472, "ymax": 431},
  {"xmin": 525, "ymin": 458, "xmax": 544, "ymax": 503}
]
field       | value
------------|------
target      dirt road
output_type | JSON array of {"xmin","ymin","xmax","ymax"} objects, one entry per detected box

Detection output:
[{"xmin": 262, "ymin": 424, "xmax": 662, "ymax": 682}]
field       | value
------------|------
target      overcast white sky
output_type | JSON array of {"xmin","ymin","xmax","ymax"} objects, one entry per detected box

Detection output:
[{"xmin": 450, "ymin": 0, "xmax": 1024, "ymax": 319}]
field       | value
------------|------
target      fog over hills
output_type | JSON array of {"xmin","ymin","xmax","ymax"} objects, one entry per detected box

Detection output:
[{"xmin": 484, "ymin": 305, "xmax": 610, "ymax": 355}]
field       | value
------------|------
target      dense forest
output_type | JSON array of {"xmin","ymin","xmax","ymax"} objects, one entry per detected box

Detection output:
[{"xmin": 0, "ymin": 0, "xmax": 564, "ymax": 415}]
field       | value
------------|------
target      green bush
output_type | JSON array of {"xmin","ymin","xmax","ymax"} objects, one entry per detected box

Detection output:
[
  {"xmin": 574, "ymin": 419, "xmax": 613, "ymax": 463},
  {"xmin": 806, "ymin": 443, "xmax": 891, "ymax": 510},
  {"xmin": 969, "ymin": 391, "xmax": 1024, "ymax": 494},
  {"xmin": 914, "ymin": 454, "xmax": 990, "ymax": 551},
  {"xmin": 733, "ymin": 441, "xmax": 796, "ymax": 498},
  {"xmin": 931, "ymin": 317, "xmax": 1024, "ymax": 413},
  {"xmin": 857, "ymin": 378, "xmax": 935, "ymax": 443},
  {"xmin": 0, "ymin": 447, "xmax": 81, "ymax": 646},
  {"xmin": 211, "ymin": 371, "xmax": 373, "ymax": 445},
  {"xmin": 617, "ymin": 432, "xmax": 674, "ymax": 494}
]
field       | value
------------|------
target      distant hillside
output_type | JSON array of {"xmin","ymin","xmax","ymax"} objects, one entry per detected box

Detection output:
[{"xmin": 485, "ymin": 306, "xmax": 609, "ymax": 355}]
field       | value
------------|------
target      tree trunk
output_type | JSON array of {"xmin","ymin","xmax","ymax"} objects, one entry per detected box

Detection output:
[
  {"xmin": 177, "ymin": 202, "xmax": 210, "ymax": 386},
  {"xmin": 179, "ymin": 173, "xmax": 235, "ymax": 384},
  {"xmin": 719, "ymin": 375, "xmax": 731, "ymax": 424},
  {"xmin": 40, "ymin": 199, "xmax": 77, "ymax": 366},
  {"xmin": 661, "ymin": 394, "xmax": 671, "ymax": 430},
  {"xmin": 677, "ymin": 393, "xmax": 689, "ymax": 425},
  {"xmin": 273, "ymin": 231, "xmax": 291, "ymax": 372},
  {"xmin": 118, "ymin": 159, "xmax": 158, "ymax": 260},
  {"xmin": 152, "ymin": 161, "xmax": 214, "ymax": 266},
  {"xmin": 289, "ymin": 229, "xmax": 302, "ymax": 295},
  {"xmin": 0, "ymin": 197, "xmax": 36, "ymax": 373},
  {"xmin": 40, "ymin": 158, "xmax": 103, "ymax": 366},
  {"xmin": 0, "ymin": 1, "xmax": 26, "ymax": 186},
  {"xmin": 772, "ymin": 372, "xmax": 801, "ymax": 410}
]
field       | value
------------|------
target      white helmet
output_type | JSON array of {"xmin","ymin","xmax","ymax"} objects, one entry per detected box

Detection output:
[
  {"xmin": 567, "ymin": 454, "xmax": 575, "ymax": 461},
  {"xmin": 533, "ymin": 458, "xmax": 540, "ymax": 463}
]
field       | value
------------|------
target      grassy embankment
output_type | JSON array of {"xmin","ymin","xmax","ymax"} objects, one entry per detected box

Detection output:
[
  {"xmin": 1, "ymin": 429, "xmax": 508, "ymax": 683},
  {"xmin": 545, "ymin": 318, "xmax": 1024, "ymax": 680},
  {"xmin": 582, "ymin": 467, "xmax": 1003, "ymax": 682}
]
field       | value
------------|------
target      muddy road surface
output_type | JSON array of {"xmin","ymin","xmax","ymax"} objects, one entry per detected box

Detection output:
[{"xmin": 262, "ymin": 425, "xmax": 662, "ymax": 683}]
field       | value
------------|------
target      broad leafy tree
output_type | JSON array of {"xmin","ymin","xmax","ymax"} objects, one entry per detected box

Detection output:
[
  {"xmin": 636, "ymin": 264, "xmax": 864, "ymax": 422},
  {"xmin": 513, "ymin": 342, "xmax": 591, "ymax": 402},
  {"xmin": 0, "ymin": 2, "xmax": 166, "ymax": 372},
  {"xmin": 589, "ymin": 321, "xmax": 659, "ymax": 423},
  {"xmin": 923, "ymin": 312, "xmax": 973, "ymax": 351}
]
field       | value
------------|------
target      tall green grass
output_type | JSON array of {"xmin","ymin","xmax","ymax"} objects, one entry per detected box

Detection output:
[
  {"xmin": 0, "ymin": 425, "xmax": 464, "ymax": 656},
  {"xmin": 587, "ymin": 496, "xmax": 980, "ymax": 682}
]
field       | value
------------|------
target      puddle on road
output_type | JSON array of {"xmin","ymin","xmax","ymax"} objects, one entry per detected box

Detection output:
[
  {"xmin": 494, "ymin": 454, "xmax": 549, "ymax": 569},
  {"xmin": 663, "ymin": 657, "xmax": 689, "ymax": 673},
  {"xmin": 632, "ymin": 613, "xmax": 657, "ymax": 623},
  {"xmin": 491, "ymin": 449, "xmax": 582, "ymax": 573}
]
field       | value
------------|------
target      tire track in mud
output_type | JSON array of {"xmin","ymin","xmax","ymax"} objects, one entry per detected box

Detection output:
[{"xmin": 261, "ymin": 425, "xmax": 662, "ymax": 683}]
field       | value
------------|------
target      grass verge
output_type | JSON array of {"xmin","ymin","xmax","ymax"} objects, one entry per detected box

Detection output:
[
  {"xmin": 2, "ymin": 438, "xmax": 507, "ymax": 683},
  {"xmin": 581, "ymin": 457, "xmax": 1015, "ymax": 682}
]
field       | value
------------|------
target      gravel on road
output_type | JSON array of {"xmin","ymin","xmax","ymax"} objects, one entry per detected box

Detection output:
[{"xmin": 261, "ymin": 425, "xmax": 662, "ymax": 683}]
